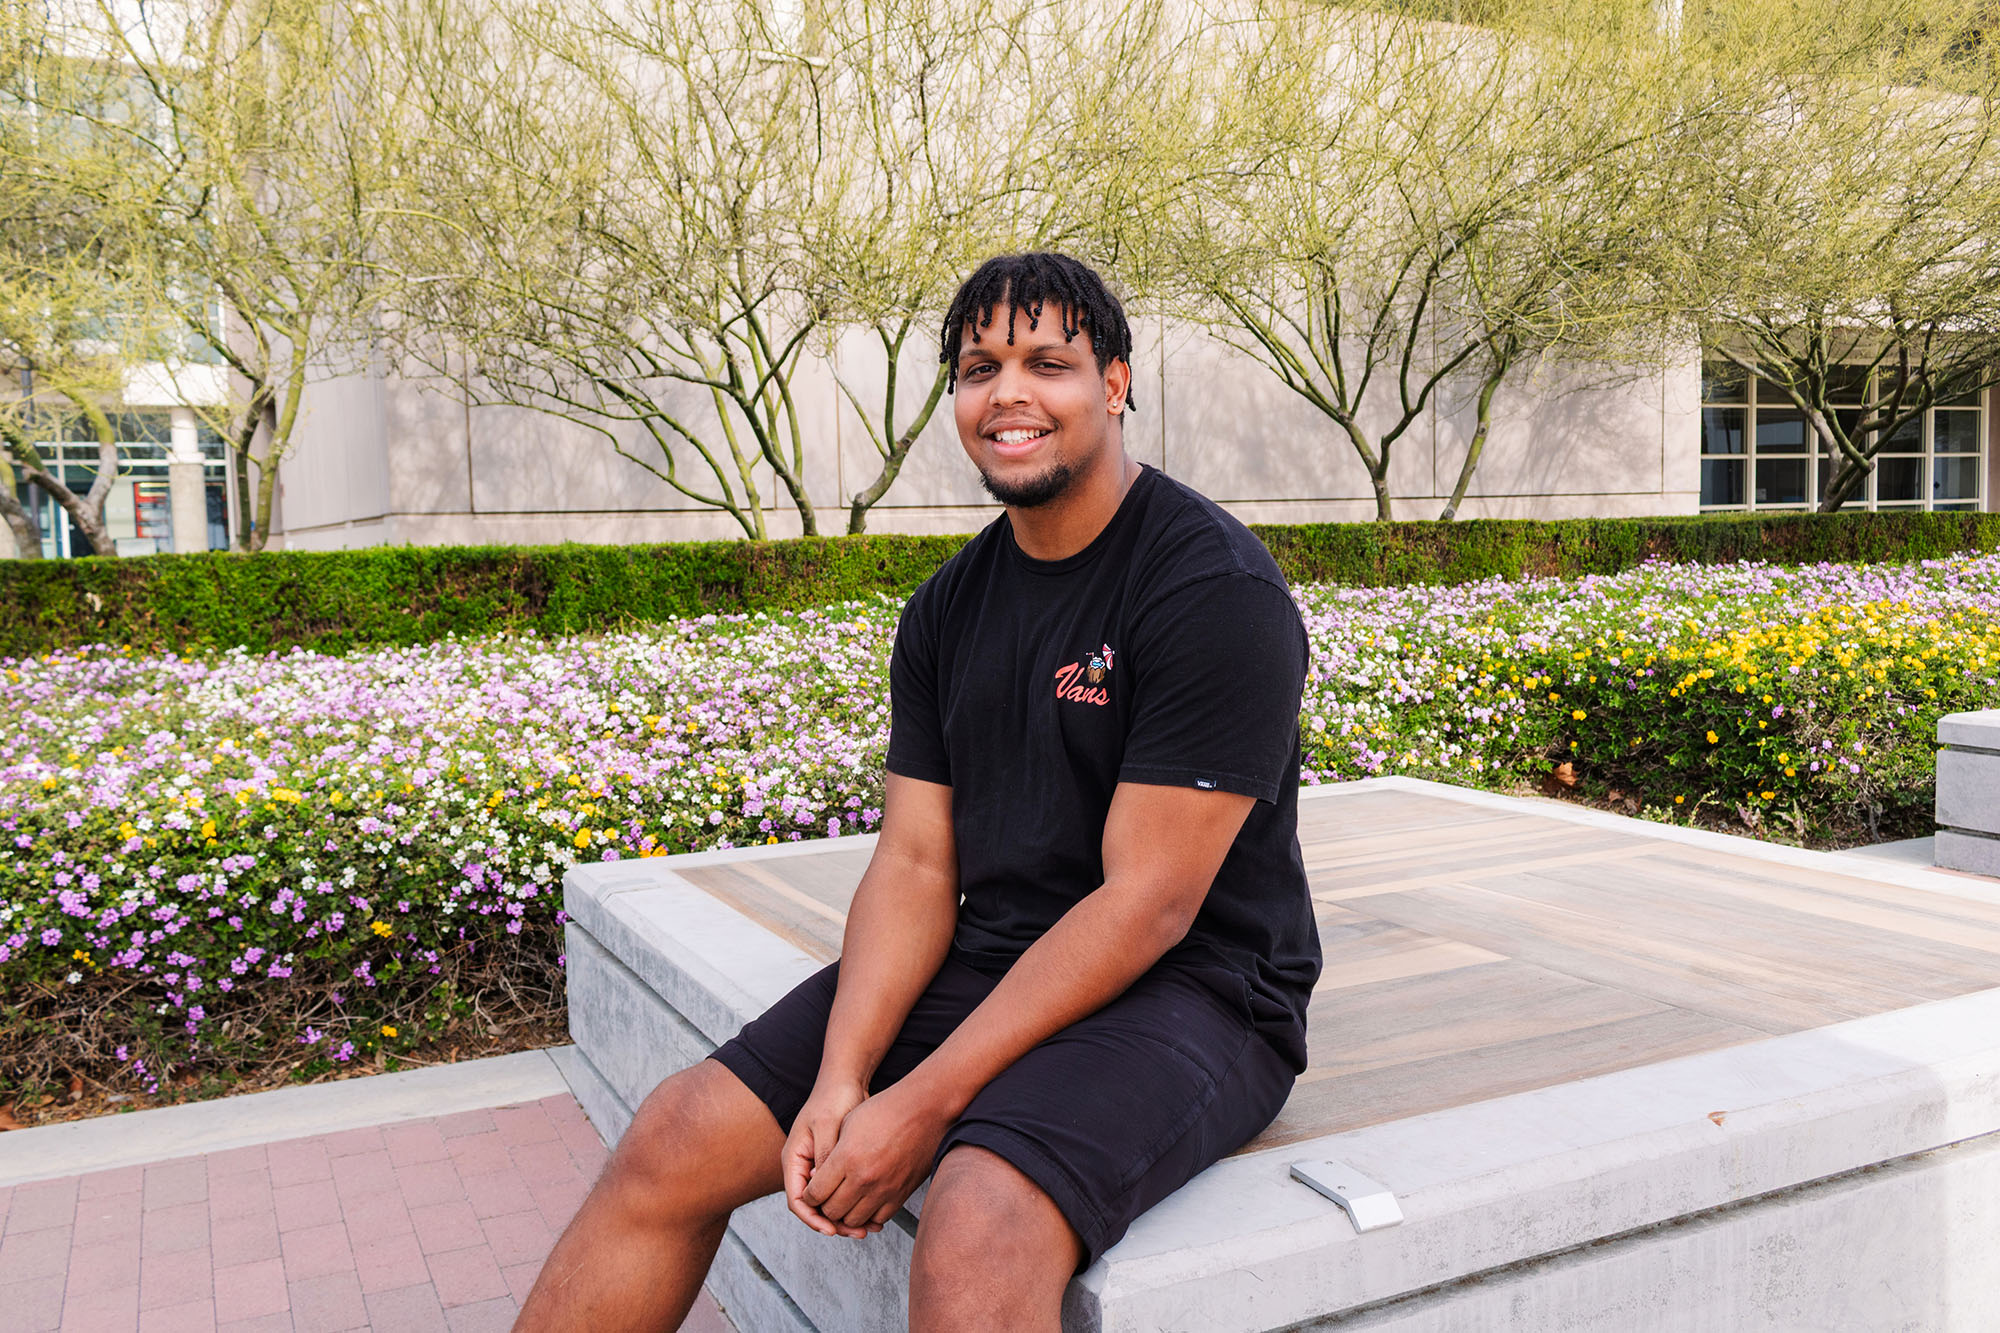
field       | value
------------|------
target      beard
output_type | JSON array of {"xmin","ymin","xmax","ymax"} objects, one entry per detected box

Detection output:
[{"xmin": 977, "ymin": 456, "xmax": 1079, "ymax": 509}]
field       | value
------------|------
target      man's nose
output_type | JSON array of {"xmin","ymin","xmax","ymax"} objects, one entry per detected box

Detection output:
[{"xmin": 990, "ymin": 362, "xmax": 1031, "ymax": 405}]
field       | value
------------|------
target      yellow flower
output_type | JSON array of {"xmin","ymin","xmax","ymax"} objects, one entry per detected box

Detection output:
[
  {"xmin": 1759, "ymin": 791, "xmax": 1775, "ymax": 800},
  {"xmin": 573, "ymin": 828, "xmax": 593, "ymax": 849},
  {"xmin": 380, "ymin": 1024, "xmax": 398, "ymax": 1038},
  {"xmin": 1706, "ymin": 731, "xmax": 1718, "ymax": 744},
  {"xmin": 371, "ymin": 921, "xmax": 394, "ymax": 937},
  {"xmin": 1571, "ymin": 709, "xmax": 1587, "ymax": 721},
  {"xmin": 1674, "ymin": 795, "xmax": 1685, "ymax": 804},
  {"xmin": 200, "ymin": 820, "xmax": 217, "ymax": 840}
]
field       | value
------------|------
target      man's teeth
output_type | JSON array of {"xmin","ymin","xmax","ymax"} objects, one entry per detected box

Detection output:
[{"xmin": 995, "ymin": 429, "xmax": 1049, "ymax": 444}]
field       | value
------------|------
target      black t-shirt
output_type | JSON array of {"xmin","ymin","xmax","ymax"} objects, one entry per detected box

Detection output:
[{"xmin": 885, "ymin": 464, "xmax": 1321, "ymax": 1070}]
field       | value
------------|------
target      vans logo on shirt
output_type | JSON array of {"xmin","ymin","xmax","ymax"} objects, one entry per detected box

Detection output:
[{"xmin": 1054, "ymin": 644, "xmax": 1116, "ymax": 707}]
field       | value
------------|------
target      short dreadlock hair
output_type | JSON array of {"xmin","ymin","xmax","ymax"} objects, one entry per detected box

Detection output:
[{"xmin": 940, "ymin": 253, "xmax": 1137, "ymax": 413}]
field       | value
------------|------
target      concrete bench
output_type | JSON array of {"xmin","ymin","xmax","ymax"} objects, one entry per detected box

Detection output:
[
  {"xmin": 1938, "ymin": 709, "xmax": 2000, "ymax": 877},
  {"xmin": 563, "ymin": 777, "xmax": 2000, "ymax": 1331}
]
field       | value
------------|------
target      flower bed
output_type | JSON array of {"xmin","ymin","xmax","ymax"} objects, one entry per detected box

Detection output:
[{"xmin": 3, "ymin": 554, "xmax": 1996, "ymax": 1113}]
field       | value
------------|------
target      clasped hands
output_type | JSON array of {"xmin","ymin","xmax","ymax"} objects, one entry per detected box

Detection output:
[{"xmin": 782, "ymin": 1074, "xmax": 955, "ymax": 1239}]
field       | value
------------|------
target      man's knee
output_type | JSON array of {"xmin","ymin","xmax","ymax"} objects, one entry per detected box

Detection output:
[
  {"xmin": 913, "ymin": 1145, "xmax": 1082, "ymax": 1279},
  {"xmin": 597, "ymin": 1059, "xmax": 783, "ymax": 1224}
]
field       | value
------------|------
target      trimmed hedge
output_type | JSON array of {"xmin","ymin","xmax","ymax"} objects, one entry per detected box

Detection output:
[{"xmin": 3, "ymin": 510, "xmax": 1997, "ymax": 657}]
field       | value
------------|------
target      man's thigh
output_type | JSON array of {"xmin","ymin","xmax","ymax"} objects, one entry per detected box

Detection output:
[
  {"xmin": 935, "ymin": 967, "xmax": 1295, "ymax": 1269},
  {"xmin": 708, "ymin": 951, "xmax": 999, "ymax": 1132}
]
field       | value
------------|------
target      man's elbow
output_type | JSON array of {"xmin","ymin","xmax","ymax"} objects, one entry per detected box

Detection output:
[{"xmin": 1130, "ymin": 888, "xmax": 1204, "ymax": 959}]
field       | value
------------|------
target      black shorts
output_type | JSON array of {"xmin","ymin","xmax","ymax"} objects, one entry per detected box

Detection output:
[{"xmin": 709, "ymin": 951, "xmax": 1295, "ymax": 1268}]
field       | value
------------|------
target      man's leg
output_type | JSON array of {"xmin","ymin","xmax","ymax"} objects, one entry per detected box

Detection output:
[
  {"xmin": 516, "ymin": 1059, "xmax": 785, "ymax": 1332},
  {"xmin": 907, "ymin": 1145, "xmax": 1084, "ymax": 1333}
]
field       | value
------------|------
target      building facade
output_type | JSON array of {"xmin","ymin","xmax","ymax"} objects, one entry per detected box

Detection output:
[{"xmin": 10, "ymin": 331, "xmax": 1994, "ymax": 556}]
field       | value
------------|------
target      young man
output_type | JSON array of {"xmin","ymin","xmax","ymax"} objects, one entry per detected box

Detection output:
[{"xmin": 516, "ymin": 253, "xmax": 1320, "ymax": 1333}]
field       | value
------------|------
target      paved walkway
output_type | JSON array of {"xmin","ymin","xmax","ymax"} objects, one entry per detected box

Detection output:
[{"xmin": 0, "ymin": 1056, "xmax": 735, "ymax": 1332}]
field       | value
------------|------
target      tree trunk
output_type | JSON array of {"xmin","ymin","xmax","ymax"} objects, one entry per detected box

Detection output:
[
  {"xmin": 3, "ymin": 433, "xmax": 119, "ymax": 558},
  {"xmin": 0, "ymin": 488, "xmax": 42, "ymax": 558},
  {"xmin": 1818, "ymin": 455, "xmax": 1871, "ymax": 513},
  {"xmin": 770, "ymin": 461, "xmax": 818, "ymax": 537},
  {"xmin": 847, "ymin": 366, "xmax": 947, "ymax": 535},
  {"xmin": 1440, "ymin": 368, "xmax": 1505, "ymax": 522},
  {"xmin": 1370, "ymin": 468, "xmax": 1394, "ymax": 521},
  {"xmin": 0, "ymin": 456, "xmax": 42, "ymax": 558}
]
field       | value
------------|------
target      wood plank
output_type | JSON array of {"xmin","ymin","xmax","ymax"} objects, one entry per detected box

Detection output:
[
  {"xmin": 1242, "ymin": 1006, "xmax": 1765, "ymax": 1150},
  {"xmin": 1311, "ymin": 840, "xmax": 1661, "ymax": 901},
  {"xmin": 1505, "ymin": 861, "xmax": 2000, "ymax": 999},
  {"xmin": 1645, "ymin": 845, "xmax": 2000, "ymax": 934},
  {"xmin": 1296, "ymin": 789, "xmax": 1518, "ymax": 841},
  {"xmin": 1313, "ymin": 939, "xmax": 1508, "ymax": 992},
  {"xmin": 1295, "ymin": 959, "xmax": 1669, "ymax": 1079},
  {"xmin": 678, "ymin": 864, "xmax": 846, "ymax": 962},
  {"xmin": 1341, "ymin": 871, "xmax": 1980, "ymax": 1031}
]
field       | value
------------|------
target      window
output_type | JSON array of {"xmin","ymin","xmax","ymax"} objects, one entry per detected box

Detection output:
[
  {"xmin": 1699, "ymin": 361, "xmax": 1986, "ymax": 512},
  {"xmin": 10, "ymin": 410, "xmax": 232, "ymax": 558}
]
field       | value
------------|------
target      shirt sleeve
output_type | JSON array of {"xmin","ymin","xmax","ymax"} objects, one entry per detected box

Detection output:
[
  {"xmin": 885, "ymin": 590, "xmax": 952, "ymax": 787},
  {"xmin": 1117, "ymin": 574, "xmax": 1306, "ymax": 803}
]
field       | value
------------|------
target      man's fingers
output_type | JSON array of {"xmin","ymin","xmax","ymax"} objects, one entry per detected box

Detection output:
[
  {"xmin": 781, "ymin": 1128, "xmax": 814, "ymax": 1205},
  {"xmin": 782, "ymin": 1129, "xmax": 841, "ymax": 1237},
  {"xmin": 801, "ymin": 1147, "xmax": 848, "ymax": 1212},
  {"xmin": 816, "ymin": 1173, "xmax": 871, "ymax": 1227}
]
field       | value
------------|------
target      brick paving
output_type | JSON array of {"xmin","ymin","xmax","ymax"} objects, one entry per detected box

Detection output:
[{"xmin": 0, "ymin": 1094, "xmax": 735, "ymax": 1332}]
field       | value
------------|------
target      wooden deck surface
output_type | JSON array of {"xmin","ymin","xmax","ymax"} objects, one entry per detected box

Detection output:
[{"xmin": 677, "ymin": 787, "xmax": 2000, "ymax": 1150}]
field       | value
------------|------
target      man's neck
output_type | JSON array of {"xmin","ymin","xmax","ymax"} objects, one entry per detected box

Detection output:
[{"xmin": 1007, "ymin": 450, "xmax": 1141, "ymax": 562}]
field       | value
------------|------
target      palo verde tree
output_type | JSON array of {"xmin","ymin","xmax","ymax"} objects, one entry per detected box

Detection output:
[
  {"xmin": 380, "ymin": 0, "xmax": 839, "ymax": 539},
  {"xmin": 1660, "ymin": 0, "xmax": 2000, "ymax": 512},
  {"xmin": 808, "ymin": 0, "xmax": 1118, "ymax": 533},
  {"xmin": 1151, "ymin": 1, "xmax": 1690, "ymax": 520},
  {"xmin": 0, "ymin": 7, "xmax": 176, "ymax": 559},
  {"xmin": 91, "ymin": 0, "xmax": 393, "ymax": 552},
  {"xmin": 382, "ymin": 0, "xmax": 1108, "ymax": 538}
]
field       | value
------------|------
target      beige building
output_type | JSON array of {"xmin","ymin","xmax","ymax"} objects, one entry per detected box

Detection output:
[
  {"xmin": 13, "ymin": 326, "xmax": 1994, "ymax": 558},
  {"xmin": 261, "ymin": 325, "xmax": 1993, "ymax": 552}
]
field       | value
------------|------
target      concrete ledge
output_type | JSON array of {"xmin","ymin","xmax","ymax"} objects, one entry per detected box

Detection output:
[{"xmin": 565, "ymin": 783, "xmax": 2000, "ymax": 1332}]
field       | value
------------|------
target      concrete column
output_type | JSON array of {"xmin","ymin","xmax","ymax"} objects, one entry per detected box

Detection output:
[
  {"xmin": 1937, "ymin": 710, "xmax": 2000, "ymax": 876},
  {"xmin": 167, "ymin": 406, "xmax": 208, "ymax": 554}
]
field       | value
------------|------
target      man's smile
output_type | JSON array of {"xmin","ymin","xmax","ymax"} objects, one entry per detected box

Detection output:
[{"xmin": 986, "ymin": 425, "xmax": 1056, "ymax": 457}]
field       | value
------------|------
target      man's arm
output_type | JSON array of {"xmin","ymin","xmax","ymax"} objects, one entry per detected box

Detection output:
[
  {"xmin": 798, "ymin": 780, "xmax": 1254, "ymax": 1232},
  {"xmin": 781, "ymin": 771, "xmax": 958, "ymax": 1238}
]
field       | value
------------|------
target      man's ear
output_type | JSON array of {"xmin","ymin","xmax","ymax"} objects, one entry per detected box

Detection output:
[{"xmin": 1106, "ymin": 357, "xmax": 1132, "ymax": 416}]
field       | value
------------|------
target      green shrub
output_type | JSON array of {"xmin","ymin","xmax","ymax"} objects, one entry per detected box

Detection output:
[{"xmin": 3, "ymin": 510, "xmax": 1996, "ymax": 657}]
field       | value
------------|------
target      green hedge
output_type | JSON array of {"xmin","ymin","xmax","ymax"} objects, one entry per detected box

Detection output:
[{"xmin": 3, "ymin": 510, "xmax": 1997, "ymax": 657}]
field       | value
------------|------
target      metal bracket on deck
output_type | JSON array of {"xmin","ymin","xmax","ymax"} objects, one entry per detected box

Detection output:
[{"xmin": 1289, "ymin": 1158, "xmax": 1404, "ymax": 1233}]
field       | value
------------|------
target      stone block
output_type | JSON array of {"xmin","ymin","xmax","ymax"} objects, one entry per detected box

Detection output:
[
  {"xmin": 707, "ymin": 1227, "xmax": 814, "ymax": 1333},
  {"xmin": 561, "ymin": 925, "xmax": 712, "ymax": 1115},
  {"xmin": 1938, "ymin": 709, "xmax": 2000, "ymax": 750},
  {"xmin": 1936, "ymin": 748, "xmax": 2000, "ymax": 837},
  {"xmin": 1937, "ymin": 830, "xmax": 2000, "ymax": 879}
]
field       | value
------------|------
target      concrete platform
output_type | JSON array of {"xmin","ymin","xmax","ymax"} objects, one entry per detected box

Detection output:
[{"xmin": 563, "ymin": 776, "xmax": 2000, "ymax": 1332}]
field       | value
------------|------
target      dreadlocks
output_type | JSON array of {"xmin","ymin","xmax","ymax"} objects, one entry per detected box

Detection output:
[{"xmin": 940, "ymin": 253, "xmax": 1137, "ymax": 413}]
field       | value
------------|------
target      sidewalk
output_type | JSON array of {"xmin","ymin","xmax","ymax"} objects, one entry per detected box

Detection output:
[{"xmin": 0, "ymin": 1050, "xmax": 735, "ymax": 1332}]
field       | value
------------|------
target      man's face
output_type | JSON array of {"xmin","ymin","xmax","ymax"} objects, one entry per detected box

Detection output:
[{"xmin": 953, "ymin": 309, "xmax": 1126, "ymax": 509}]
